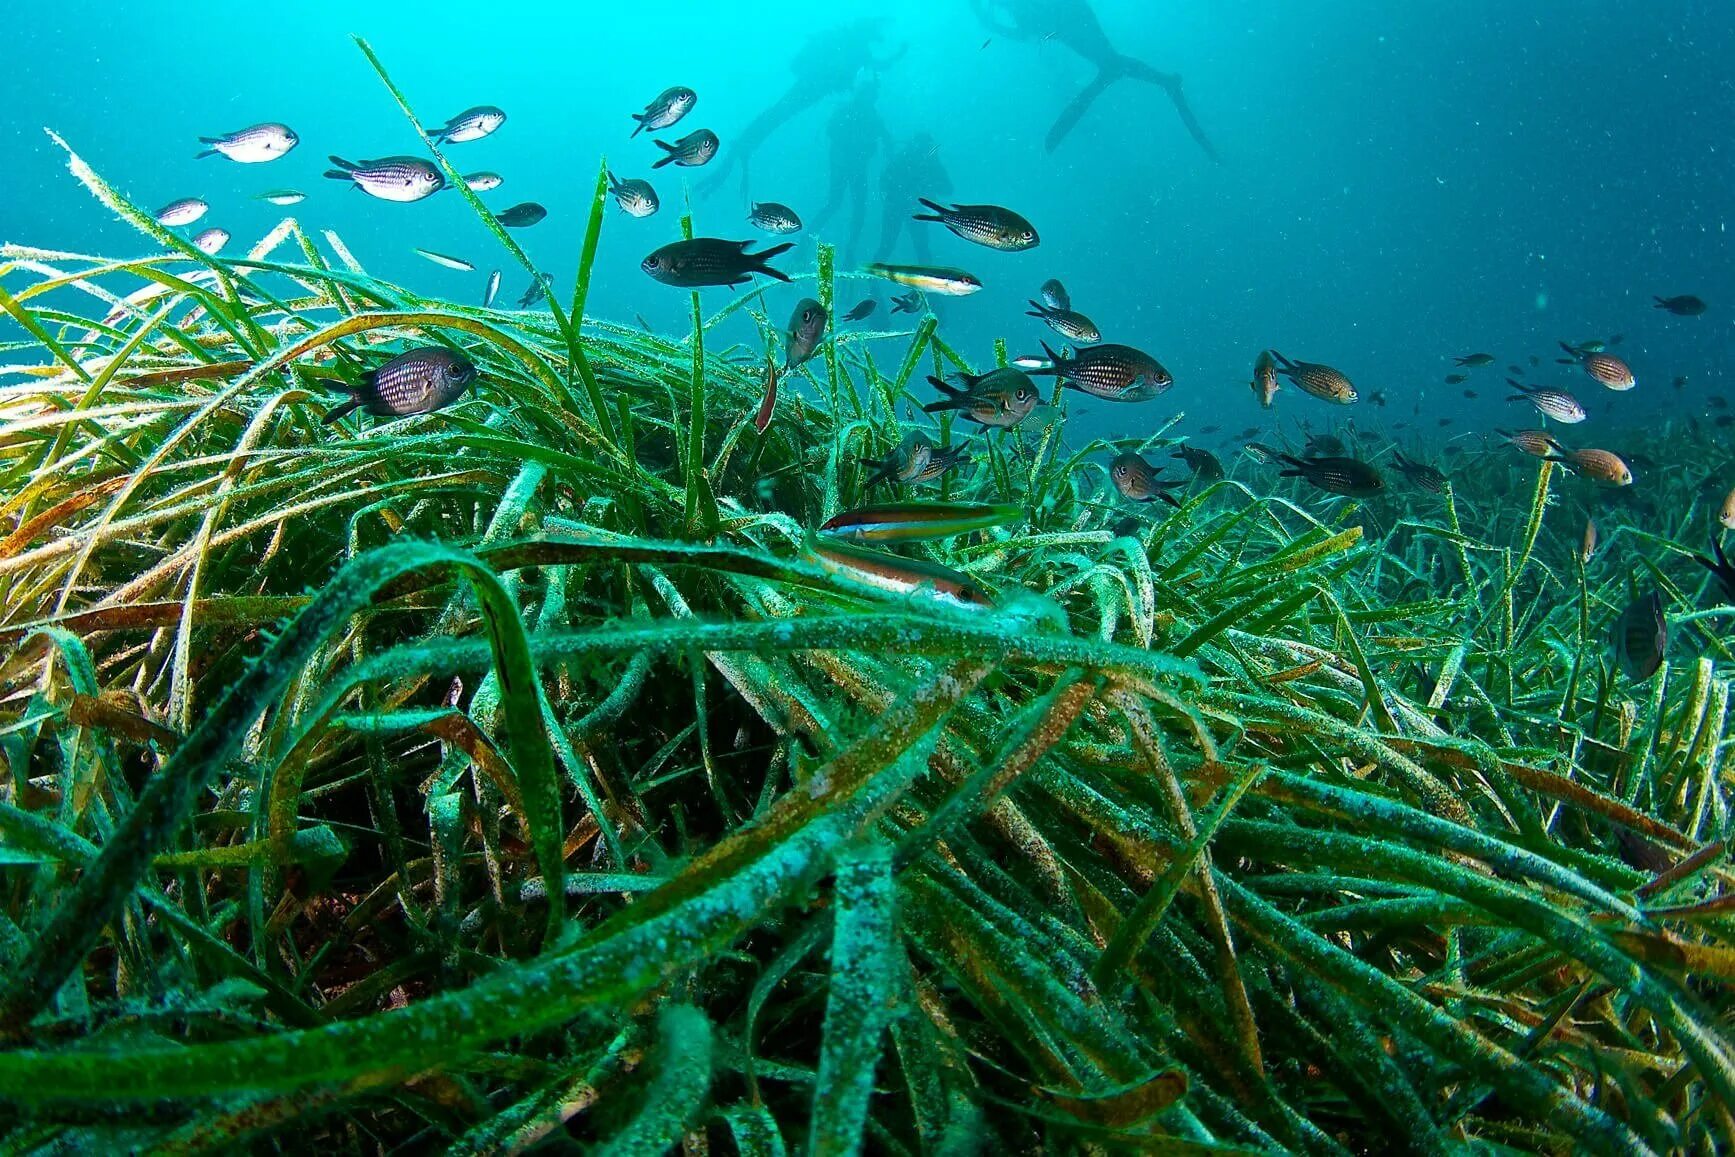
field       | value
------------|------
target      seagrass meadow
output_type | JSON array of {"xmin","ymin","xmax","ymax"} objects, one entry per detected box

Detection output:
[{"xmin": 4, "ymin": 47, "xmax": 1735, "ymax": 1157}]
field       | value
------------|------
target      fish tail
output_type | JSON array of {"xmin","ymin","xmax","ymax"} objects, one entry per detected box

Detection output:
[
  {"xmin": 1027, "ymin": 339, "xmax": 1063, "ymax": 372},
  {"xmin": 1025, "ymin": 299, "xmax": 1050, "ymax": 317},
  {"xmin": 651, "ymin": 154, "xmax": 675, "ymax": 169},
  {"xmin": 321, "ymin": 390, "xmax": 362, "ymax": 425},
  {"xmin": 752, "ymin": 242, "xmax": 795, "ymax": 282},
  {"xmin": 1269, "ymin": 350, "xmax": 1297, "ymax": 372},
  {"xmin": 630, "ymin": 114, "xmax": 646, "ymax": 138},
  {"xmin": 193, "ymin": 148, "xmax": 218, "ymax": 160},
  {"xmin": 1557, "ymin": 341, "xmax": 1581, "ymax": 359},
  {"xmin": 912, "ymin": 197, "xmax": 947, "ymax": 222}
]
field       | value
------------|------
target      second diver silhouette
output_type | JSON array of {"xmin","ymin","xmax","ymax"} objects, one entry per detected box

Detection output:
[
  {"xmin": 697, "ymin": 18, "xmax": 907, "ymax": 199},
  {"xmin": 972, "ymin": 0, "xmax": 1219, "ymax": 160},
  {"xmin": 876, "ymin": 133, "xmax": 953, "ymax": 265},
  {"xmin": 808, "ymin": 73, "xmax": 896, "ymax": 260}
]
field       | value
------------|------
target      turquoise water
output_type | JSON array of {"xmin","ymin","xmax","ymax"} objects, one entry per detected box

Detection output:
[{"xmin": 5, "ymin": 1, "xmax": 1732, "ymax": 447}]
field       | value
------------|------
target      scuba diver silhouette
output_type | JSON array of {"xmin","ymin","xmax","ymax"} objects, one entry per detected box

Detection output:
[
  {"xmin": 697, "ymin": 18, "xmax": 908, "ymax": 198},
  {"xmin": 809, "ymin": 73, "xmax": 896, "ymax": 258},
  {"xmin": 876, "ymin": 132, "xmax": 953, "ymax": 264},
  {"xmin": 972, "ymin": 0, "xmax": 1219, "ymax": 160}
]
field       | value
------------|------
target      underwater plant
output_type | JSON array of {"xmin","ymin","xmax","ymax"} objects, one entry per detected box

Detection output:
[{"xmin": 0, "ymin": 40, "xmax": 1732, "ymax": 1155}]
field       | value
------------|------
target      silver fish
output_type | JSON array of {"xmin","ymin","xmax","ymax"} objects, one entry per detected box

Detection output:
[
  {"xmin": 1026, "ymin": 300, "xmax": 1100, "ymax": 344},
  {"xmin": 196, "ymin": 123, "xmax": 298, "ymax": 163},
  {"xmin": 912, "ymin": 199, "xmax": 1039, "ymax": 251},
  {"xmin": 1505, "ymin": 380, "xmax": 1586, "ymax": 423},
  {"xmin": 416, "ymin": 249, "xmax": 475, "ymax": 272},
  {"xmin": 463, "ymin": 172, "xmax": 503, "ymax": 192},
  {"xmin": 748, "ymin": 201, "xmax": 803, "ymax": 234},
  {"xmin": 632, "ymin": 86, "xmax": 697, "ymax": 137},
  {"xmin": 432, "ymin": 105, "xmax": 506, "ymax": 144},
  {"xmin": 785, "ymin": 298, "xmax": 828, "ymax": 369},
  {"xmin": 154, "ymin": 198, "xmax": 208, "ymax": 227},
  {"xmin": 324, "ymin": 155, "xmax": 445, "ymax": 202},
  {"xmin": 608, "ymin": 172, "xmax": 660, "ymax": 217},
  {"xmin": 483, "ymin": 270, "xmax": 502, "ymax": 308},
  {"xmin": 652, "ymin": 129, "xmax": 719, "ymax": 169},
  {"xmin": 1039, "ymin": 278, "xmax": 1070, "ymax": 311},
  {"xmin": 254, "ymin": 189, "xmax": 306, "ymax": 206},
  {"xmin": 192, "ymin": 227, "xmax": 229, "ymax": 256},
  {"xmin": 323, "ymin": 347, "xmax": 478, "ymax": 424}
]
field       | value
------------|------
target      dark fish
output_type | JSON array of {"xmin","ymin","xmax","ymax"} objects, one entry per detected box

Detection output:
[
  {"xmin": 431, "ymin": 105, "xmax": 506, "ymax": 144},
  {"xmin": 1557, "ymin": 342, "xmax": 1635, "ymax": 390},
  {"xmin": 494, "ymin": 202, "xmax": 547, "ymax": 228},
  {"xmin": 324, "ymin": 155, "xmax": 444, "ymax": 202},
  {"xmin": 1278, "ymin": 454, "xmax": 1385, "ymax": 497},
  {"xmin": 1445, "ymin": 373, "xmax": 1467, "ymax": 385},
  {"xmin": 912, "ymin": 199, "xmax": 1039, "ymax": 251},
  {"xmin": 1026, "ymin": 300, "xmax": 1100, "ymax": 343},
  {"xmin": 1172, "ymin": 445, "xmax": 1224, "ymax": 481},
  {"xmin": 607, "ymin": 172, "xmax": 659, "ymax": 217},
  {"xmin": 1695, "ymin": 537, "xmax": 1735, "ymax": 601},
  {"xmin": 1437, "ymin": 417, "xmax": 1453, "ymax": 426},
  {"xmin": 1506, "ymin": 380, "xmax": 1586, "ymax": 423},
  {"xmin": 1305, "ymin": 432, "xmax": 1346, "ymax": 457},
  {"xmin": 889, "ymin": 290, "xmax": 924, "ymax": 314},
  {"xmin": 1200, "ymin": 424, "xmax": 1221, "ymax": 434},
  {"xmin": 1545, "ymin": 447, "xmax": 1633, "ymax": 486},
  {"xmin": 517, "ymin": 275, "xmax": 552, "ymax": 309},
  {"xmin": 196, "ymin": 122, "xmax": 299, "ymax": 163},
  {"xmin": 1508, "ymin": 365, "xmax": 1524, "ymax": 376},
  {"xmin": 1654, "ymin": 294, "xmax": 1707, "ymax": 317},
  {"xmin": 1270, "ymin": 351, "xmax": 1356, "ymax": 403},
  {"xmin": 843, "ymin": 298, "xmax": 878, "ymax": 321},
  {"xmin": 1529, "ymin": 355, "xmax": 1541, "ymax": 367},
  {"xmin": 1110, "ymin": 452, "xmax": 1185, "ymax": 507},
  {"xmin": 1673, "ymin": 376, "xmax": 1689, "ymax": 389},
  {"xmin": 785, "ymin": 298, "xmax": 828, "ymax": 369},
  {"xmin": 1463, "ymin": 389, "xmax": 1478, "ymax": 399},
  {"xmin": 1391, "ymin": 451, "xmax": 1448, "ymax": 494},
  {"xmin": 861, "ymin": 433, "xmax": 935, "ymax": 488},
  {"xmin": 642, "ymin": 238, "xmax": 794, "ymax": 287},
  {"xmin": 652, "ymin": 129, "xmax": 720, "ymax": 168},
  {"xmin": 1039, "ymin": 278, "xmax": 1071, "ymax": 310},
  {"xmin": 1454, "ymin": 353, "xmax": 1496, "ymax": 367},
  {"xmin": 1366, "ymin": 389, "xmax": 1388, "ymax": 407},
  {"xmin": 322, "ymin": 347, "xmax": 477, "ymax": 424},
  {"xmin": 1496, "ymin": 428, "xmax": 1562, "ymax": 457},
  {"xmin": 1717, "ymin": 415, "xmax": 1735, "ymax": 428},
  {"xmin": 631, "ymin": 86, "xmax": 697, "ymax": 137},
  {"xmin": 748, "ymin": 201, "xmax": 803, "ymax": 234},
  {"xmin": 1030, "ymin": 340, "xmax": 1170, "ymax": 402},
  {"xmin": 1251, "ymin": 350, "xmax": 1280, "ymax": 408},
  {"xmin": 1611, "ymin": 591, "xmax": 1667, "ymax": 680},
  {"xmin": 923, "ymin": 367, "xmax": 1041, "ymax": 429},
  {"xmin": 1239, "ymin": 426, "xmax": 1262, "ymax": 439},
  {"xmin": 1712, "ymin": 396, "xmax": 1729, "ymax": 410}
]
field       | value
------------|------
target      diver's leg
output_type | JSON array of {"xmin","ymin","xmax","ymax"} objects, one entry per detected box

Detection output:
[
  {"xmin": 844, "ymin": 178, "xmax": 869, "ymax": 258},
  {"xmin": 874, "ymin": 192, "xmax": 903, "ymax": 259},
  {"xmin": 1113, "ymin": 56, "xmax": 1221, "ymax": 162},
  {"xmin": 696, "ymin": 84, "xmax": 812, "ymax": 195},
  {"xmin": 1043, "ymin": 68, "xmax": 1120, "ymax": 153}
]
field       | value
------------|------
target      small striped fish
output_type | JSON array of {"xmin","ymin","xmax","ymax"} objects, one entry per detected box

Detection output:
[
  {"xmin": 1026, "ymin": 300, "xmax": 1100, "ymax": 343},
  {"xmin": 912, "ymin": 199, "xmax": 1039, "ymax": 251},
  {"xmin": 196, "ymin": 123, "xmax": 298, "ymax": 163},
  {"xmin": 607, "ymin": 172, "xmax": 659, "ymax": 217},
  {"xmin": 325, "ymin": 155, "xmax": 445, "ymax": 202},
  {"xmin": 1039, "ymin": 278, "xmax": 1070, "ymax": 310},
  {"xmin": 1031, "ymin": 341, "xmax": 1170, "ymax": 402},
  {"xmin": 1496, "ymin": 429, "xmax": 1563, "ymax": 457},
  {"xmin": 808, "ymin": 539, "xmax": 996, "ymax": 611},
  {"xmin": 482, "ymin": 270, "xmax": 502, "ymax": 308},
  {"xmin": 192, "ymin": 228, "xmax": 229, "ymax": 256},
  {"xmin": 631, "ymin": 86, "xmax": 697, "ymax": 137},
  {"xmin": 1270, "ymin": 351, "xmax": 1356, "ymax": 403},
  {"xmin": 1611, "ymin": 591, "xmax": 1666, "ymax": 679},
  {"xmin": 323, "ymin": 347, "xmax": 478, "ymax": 424},
  {"xmin": 154, "ymin": 198, "xmax": 208, "ymax": 227},
  {"xmin": 431, "ymin": 105, "xmax": 505, "ymax": 144},
  {"xmin": 1558, "ymin": 342, "xmax": 1635, "ymax": 390},
  {"xmin": 748, "ymin": 201, "xmax": 803, "ymax": 234},
  {"xmin": 1506, "ymin": 379, "xmax": 1585, "ymax": 423},
  {"xmin": 1251, "ymin": 350, "xmax": 1281, "ymax": 408},
  {"xmin": 1391, "ymin": 451, "xmax": 1448, "ymax": 494},
  {"xmin": 1110, "ymin": 453, "xmax": 1186, "ymax": 507},
  {"xmin": 1278, "ymin": 454, "xmax": 1384, "ymax": 497},
  {"xmin": 1546, "ymin": 447, "xmax": 1632, "ymax": 486},
  {"xmin": 652, "ymin": 129, "xmax": 719, "ymax": 168}
]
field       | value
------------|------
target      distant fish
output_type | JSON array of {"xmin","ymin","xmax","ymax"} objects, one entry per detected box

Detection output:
[
  {"xmin": 1110, "ymin": 452, "xmax": 1186, "ymax": 507},
  {"xmin": 416, "ymin": 248, "xmax": 476, "ymax": 272},
  {"xmin": 1695, "ymin": 537, "xmax": 1735, "ymax": 601},
  {"xmin": 1611, "ymin": 591, "xmax": 1667, "ymax": 680},
  {"xmin": 1463, "ymin": 389, "xmax": 1478, "ymax": 399},
  {"xmin": 785, "ymin": 298, "xmax": 828, "ymax": 369},
  {"xmin": 748, "ymin": 201, "xmax": 803, "ymax": 234},
  {"xmin": 1030, "ymin": 340, "xmax": 1170, "ymax": 401},
  {"xmin": 192, "ymin": 227, "xmax": 229, "ymax": 256},
  {"xmin": 518, "ymin": 275, "xmax": 552, "ymax": 309},
  {"xmin": 254, "ymin": 189, "xmax": 307, "ymax": 206},
  {"xmin": 482, "ymin": 270, "xmax": 502, "ymax": 308},
  {"xmin": 862, "ymin": 432, "xmax": 935, "ymax": 488},
  {"xmin": 1011, "ymin": 354, "xmax": 1052, "ymax": 371},
  {"xmin": 1026, "ymin": 300, "xmax": 1100, "ymax": 343},
  {"xmin": 494, "ymin": 202, "xmax": 547, "ymax": 228},
  {"xmin": 1038, "ymin": 278, "xmax": 1071, "ymax": 310},
  {"xmin": 1581, "ymin": 518, "xmax": 1598, "ymax": 564},
  {"xmin": 1251, "ymin": 350, "xmax": 1280, "ymax": 409},
  {"xmin": 843, "ymin": 298, "xmax": 878, "ymax": 321},
  {"xmin": 463, "ymin": 171, "xmax": 504, "ymax": 192},
  {"xmin": 1506, "ymin": 380, "xmax": 1586, "ymax": 423},
  {"xmin": 1445, "ymin": 373, "xmax": 1467, "ymax": 385},
  {"xmin": 322, "ymin": 346, "xmax": 478, "ymax": 424},
  {"xmin": 1453, "ymin": 352, "xmax": 1496, "ymax": 367},
  {"xmin": 1271, "ymin": 351, "xmax": 1356, "ymax": 404},
  {"xmin": 1654, "ymin": 294, "xmax": 1707, "ymax": 317},
  {"xmin": 642, "ymin": 238, "xmax": 794, "ymax": 287},
  {"xmin": 1545, "ymin": 446, "xmax": 1633, "ymax": 486},
  {"xmin": 631, "ymin": 85, "xmax": 697, "ymax": 137},
  {"xmin": 865, "ymin": 263, "xmax": 982, "ymax": 296},
  {"xmin": 912, "ymin": 198, "xmax": 1039, "ymax": 251},
  {"xmin": 652, "ymin": 129, "xmax": 720, "ymax": 168},
  {"xmin": 1496, "ymin": 428, "xmax": 1563, "ymax": 457},
  {"xmin": 154, "ymin": 198, "xmax": 208, "ymax": 227},
  {"xmin": 1390, "ymin": 451, "xmax": 1448, "ymax": 494},
  {"xmin": 1278, "ymin": 454, "xmax": 1385, "ymax": 497},
  {"xmin": 1242, "ymin": 441, "xmax": 1284, "ymax": 464},
  {"xmin": 923, "ymin": 368, "xmax": 1041, "ymax": 429},
  {"xmin": 1508, "ymin": 365, "xmax": 1524, "ymax": 376},
  {"xmin": 325, "ymin": 155, "xmax": 445, "ymax": 202},
  {"xmin": 196, "ymin": 123, "xmax": 298, "ymax": 163},
  {"xmin": 1673, "ymin": 375, "xmax": 1689, "ymax": 389},
  {"xmin": 1304, "ymin": 432, "xmax": 1346, "ymax": 457},
  {"xmin": 1721, "ymin": 486, "xmax": 1735, "ymax": 530},
  {"xmin": 431, "ymin": 105, "xmax": 506, "ymax": 144},
  {"xmin": 607, "ymin": 172, "xmax": 659, "ymax": 217},
  {"xmin": 1172, "ymin": 445, "xmax": 1224, "ymax": 481},
  {"xmin": 1558, "ymin": 342, "xmax": 1635, "ymax": 390},
  {"xmin": 889, "ymin": 290, "xmax": 925, "ymax": 314}
]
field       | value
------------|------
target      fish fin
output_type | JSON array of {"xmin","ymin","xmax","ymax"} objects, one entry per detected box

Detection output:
[
  {"xmin": 321, "ymin": 395, "xmax": 361, "ymax": 425},
  {"xmin": 630, "ymin": 115, "xmax": 646, "ymax": 138},
  {"xmin": 1653, "ymin": 297, "xmax": 1667, "ymax": 308},
  {"xmin": 922, "ymin": 399, "xmax": 966, "ymax": 414},
  {"xmin": 1025, "ymin": 299, "xmax": 1051, "ymax": 316},
  {"xmin": 193, "ymin": 148, "xmax": 217, "ymax": 160},
  {"xmin": 916, "ymin": 197, "xmax": 948, "ymax": 214},
  {"xmin": 1557, "ymin": 341, "xmax": 1581, "ymax": 359},
  {"xmin": 1158, "ymin": 489, "xmax": 1185, "ymax": 510},
  {"xmin": 650, "ymin": 155, "xmax": 675, "ymax": 169},
  {"xmin": 926, "ymin": 376, "xmax": 965, "ymax": 399},
  {"xmin": 1268, "ymin": 350, "xmax": 1297, "ymax": 371},
  {"xmin": 653, "ymin": 138, "xmax": 676, "ymax": 152},
  {"xmin": 1034, "ymin": 339, "xmax": 1063, "ymax": 368},
  {"xmin": 751, "ymin": 242, "xmax": 795, "ymax": 281},
  {"xmin": 326, "ymin": 155, "xmax": 357, "ymax": 172}
]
